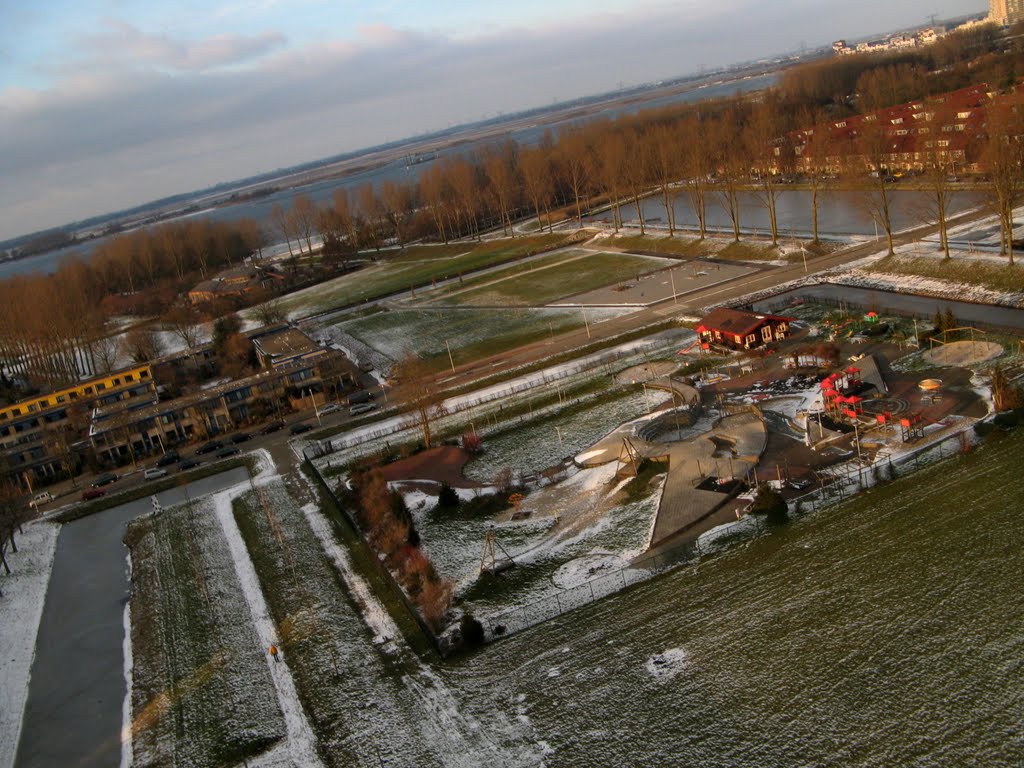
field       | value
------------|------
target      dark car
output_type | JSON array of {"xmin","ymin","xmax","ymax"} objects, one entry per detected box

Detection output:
[
  {"xmin": 196, "ymin": 440, "xmax": 224, "ymax": 455},
  {"xmin": 260, "ymin": 420, "xmax": 285, "ymax": 435},
  {"xmin": 230, "ymin": 432, "xmax": 251, "ymax": 444},
  {"xmin": 290, "ymin": 422, "xmax": 313, "ymax": 435},
  {"xmin": 155, "ymin": 450, "xmax": 180, "ymax": 467},
  {"xmin": 179, "ymin": 458, "xmax": 201, "ymax": 471},
  {"xmin": 81, "ymin": 487, "xmax": 107, "ymax": 501},
  {"xmin": 347, "ymin": 390, "xmax": 374, "ymax": 405},
  {"xmin": 91, "ymin": 472, "xmax": 118, "ymax": 488},
  {"xmin": 216, "ymin": 446, "xmax": 241, "ymax": 459}
]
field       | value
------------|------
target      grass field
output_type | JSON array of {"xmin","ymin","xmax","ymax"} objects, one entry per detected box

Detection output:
[
  {"xmin": 433, "ymin": 251, "xmax": 670, "ymax": 307},
  {"xmin": 606, "ymin": 233, "xmax": 796, "ymax": 262},
  {"xmin": 125, "ymin": 500, "xmax": 284, "ymax": 768},
  {"xmin": 270, "ymin": 234, "xmax": 571, "ymax": 318},
  {"xmin": 232, "ymin": 480, "xmax": 444, "ymax": 767},
  {"xmin": 413, "ymin": 249, "xmax": 587, "ymax": 304},
  {"xmin": 335, "ymin": 306, "xmax": 627, "ymax": 369},
  {"xmin": 867, "ymin": 254, "xmax": 1024, "ymax": 292}
]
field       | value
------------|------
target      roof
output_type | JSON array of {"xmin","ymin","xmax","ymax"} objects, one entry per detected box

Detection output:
[
  {"xmin": 252, "ymin": 328, "xmax": 319, "ymax": 360},
  {"xmin": 698, "ymin": 308, "xmax": 792, "ymax": 338}
]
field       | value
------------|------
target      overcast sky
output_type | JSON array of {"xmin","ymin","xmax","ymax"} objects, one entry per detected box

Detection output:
[{"xmin": 0, "ymin": 0, "xmax": 982, "ymax": 242}]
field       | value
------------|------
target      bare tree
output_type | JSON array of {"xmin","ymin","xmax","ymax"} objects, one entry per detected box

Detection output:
[
  {"xmin": 681, "ymin": 116, "xmax": 711, "ymax": 239},
  {"xmin": 984, "ymin": 101, "xmax": 1024, "ymax": 264},
  {"xmin": 270, "ymin": 203, "xmax": 296, "ymax": 259},
  {"xmin": 125, "ymin": 327, "xmax": 163, "ymax": 364},
  {"xmin": 164, "ymin": 305, "xmax": 203, "ymax": 360},
  {"xmin": 392, "ymin": 352, "xmax": 446, "ymax": 449},
  {"xmin": 920, "ymin": 105, "xmax": 958, "ymax": 259},
  {"xmin": 714, "ymin": 110, "xmax": 748, "ymax": 242},
  {"xmin": 519, "ymin": 146, "xmax": 555, "ymax": 233},
  {"xmin": 290, "ymin": 194, "xmax": 319, "ymax": 255},
  {"xmin": 854, "ymin": 118, "xmax": 898, "ymax": 256}
]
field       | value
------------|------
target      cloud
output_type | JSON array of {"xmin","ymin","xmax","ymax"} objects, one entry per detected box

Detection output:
[
  {"xmin": 0, "ymin": 0, "xmax": 981, "ymax": 240},
  {"xmin": 82, "ymin": 19, "xmax": 287, "ymax": 73}
]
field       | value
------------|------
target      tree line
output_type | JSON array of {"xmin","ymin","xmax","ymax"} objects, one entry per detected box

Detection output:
[{"xmin": 5, "ymin": 24, "xmax": 1024, "ymax": 396}]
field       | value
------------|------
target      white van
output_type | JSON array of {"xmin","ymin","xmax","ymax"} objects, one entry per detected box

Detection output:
[{"xmin": 30, "ymin": 491, "xmax": 54, "ymax": 508}]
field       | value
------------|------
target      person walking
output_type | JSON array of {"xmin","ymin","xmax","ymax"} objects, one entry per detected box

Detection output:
[{"xmin": 269, "ymin": 644, "xmax": 280, "ymax": 663}]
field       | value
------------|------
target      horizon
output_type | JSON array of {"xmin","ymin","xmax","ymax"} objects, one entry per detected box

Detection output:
[{"xmin": 0, "ymin": 0, "xmax": 982, "ymax": 242}]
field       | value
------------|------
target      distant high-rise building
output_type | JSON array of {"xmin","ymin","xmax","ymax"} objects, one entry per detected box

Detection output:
[{"xmin": 990, "ymin": 0, "xmax": 1024, "ymax": 25}]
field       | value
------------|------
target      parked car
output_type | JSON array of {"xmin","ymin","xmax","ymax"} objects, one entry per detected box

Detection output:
[
  {"xmin": 143, "ymin": 468, "xmax": 168, "ymax": 481},
  {"xmin": 350, "ymin": 403, "xmax": 377, "ymax": 416},
  {"xmin": 215, "ymin": 446, "xmax": 241, "ymax": 459},
  {"xmin": 91, "ymin": 473, "xmax": 118, "ymax": 488},
  {"xmin": 179, "ymin": 458, "xmax": 201, "ymax": 471},
  {"xmin": 196, "ymin": 440, "xmax": 224, "ymax": 455},
  {"xmin": 318, "ymin": 403, "xmax": 341, "ymax": 416},
  {"xmin": 347, "ymin": 390, "xmax": 374, "ymax": 405},
  {"xmin": 260, "ymin": 420, "xmax": 285, "ymax": 434},
  {"xmin": 788, "ymin": 478, "xmax": 813, "ymax": 491},
  {"xmin": 81, "ymin": 488, "xmax": 106, "ymax": 501},
  {"xmin": 290, "ymin": 422, "xmax": 313, "ymax": 435},
  {"xmin": 229, "ymin": 432, "xmax": 251, "ymax": 444},
  {"xmin": 30, "ymin": 491, "xmax": 54, "ymax": 508},
  {"xmin": 155, "ymin": 450, "xmax": 180, "ymax": 467}
]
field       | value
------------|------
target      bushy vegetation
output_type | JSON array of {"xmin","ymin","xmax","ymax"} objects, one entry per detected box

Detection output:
[{"xmin": 869, "ymin": 255, "xmax": 1024, "ymax": 293}]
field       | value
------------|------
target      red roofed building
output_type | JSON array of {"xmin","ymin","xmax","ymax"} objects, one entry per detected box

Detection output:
[{"xmin": 696, "ymin": 308, "xmax": 793, "ymax": 351}]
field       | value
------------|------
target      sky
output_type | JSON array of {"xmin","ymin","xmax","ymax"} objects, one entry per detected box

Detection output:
[{"xmin": 0, "ymin": 0, "xmax": 982, "ymax": 242}]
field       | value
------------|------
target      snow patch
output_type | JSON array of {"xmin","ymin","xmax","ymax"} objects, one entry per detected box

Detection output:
[
  {"xmin": 645, "ymin": 648, "xmax": 689, "ymax": 680},
  {"xmin": 0, "ymin": 520, "xmax": 60, "ymax": 768}
]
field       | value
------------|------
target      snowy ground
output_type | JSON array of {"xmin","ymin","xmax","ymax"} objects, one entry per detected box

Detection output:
[{"xmin": 0, "ymin": 521, "xmax": 59, "ymax": 768}]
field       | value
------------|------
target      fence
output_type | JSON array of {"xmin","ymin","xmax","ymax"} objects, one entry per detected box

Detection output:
[
  {"xmin": 302, "ymin": 453, "xmax": 445, "ymax": 657},
  {"xmin": 480, "ymin": 418, "xmax": 980, "ymax": 643}
]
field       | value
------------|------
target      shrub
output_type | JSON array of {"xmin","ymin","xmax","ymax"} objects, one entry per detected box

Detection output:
[
  {"xmin": 436, "ymin": 482, "xmax": 460, "ymax": 509},
  {"xmin": 460, "ymin": 614, "xmax": 486, "ymax": 648},
  {"xmin": 750, "ymin": 485, "xmax": 788, "ymax": 526}
]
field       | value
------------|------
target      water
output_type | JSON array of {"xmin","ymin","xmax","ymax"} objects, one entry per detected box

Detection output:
[
  {"xmin": 2, "ymin": 75, "xmax": 780, "ymax": 279},
  {"xmin": 439, "ymin": 433, "xmax": 1024, "ymax": 766},
  {"xmin": 15, "ymin": 469, "xmax": 249, "ymax": 768},
  {"xmin": 595, "ymin": 188, "xmax": 987, "ymax": 239},
  {"xmin": 752, "ymin": 284, "xmax": 1024, "ymax": 331}
]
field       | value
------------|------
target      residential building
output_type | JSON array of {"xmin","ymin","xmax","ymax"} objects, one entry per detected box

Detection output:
[
  {"xmin": 0, "ymin": 365, "xmax": 156, "ymax": 483},
  {"xmin": 88, "ymin": 350, "xmax": 355, "ymax": 465},
  {"xmin": 187, "ymin": 265, "xmax": 284, "ymax": 304},
  {"xmin": 990, "ymin": 0, "xmax": 1024, "ymax": 26},
  {"xmin": 696, "ymin": 309, "xmax": 793, "ymax": 352}
]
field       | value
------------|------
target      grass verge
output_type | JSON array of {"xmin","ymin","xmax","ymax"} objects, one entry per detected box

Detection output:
[
  {"xmin": 866, "ymin": 254, "xmax": 1024, "ymax": 293},
  {"xmin": 125, "ymin": 501, "xmax": 283, "ymax": 767}
]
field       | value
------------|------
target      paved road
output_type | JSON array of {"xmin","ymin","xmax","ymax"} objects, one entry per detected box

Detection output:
[{"xmin": 15, "ymin": 468, "xmax": 249, "ymax": 768}]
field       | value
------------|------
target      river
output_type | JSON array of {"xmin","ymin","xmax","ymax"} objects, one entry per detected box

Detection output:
[
  {"xmin": 593, "ymin": 188, "xmax": 988, "ymax": 240},
  {"xmin": 14, "ymin": 468, "xmax": 249, "ymax": 768}
]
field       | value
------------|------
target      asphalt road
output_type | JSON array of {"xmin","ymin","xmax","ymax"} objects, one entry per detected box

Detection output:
[{"xmin": 15, "ymin": 468, "xmax": 249, "ymax": 768}]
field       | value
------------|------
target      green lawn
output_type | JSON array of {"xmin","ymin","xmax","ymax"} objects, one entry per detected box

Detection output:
[
  {"xmin": 434, "ymin": 251, "xmax": 669, "ymax": 306},
  {"xmin": 338, "ymin": 306, "xmax": 614, "ymax": 370},
  {"xmin": 273, "ymin": 234, "xmax": 572, "ymax": 317},
  {"xmin": 607, "ymin": 235, "xmax": 710, "ymax": 257}
]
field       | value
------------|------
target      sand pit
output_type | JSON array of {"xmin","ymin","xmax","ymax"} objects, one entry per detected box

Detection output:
[{"xmin": 921, "ymin": 340, "xmax": 1003, "ymax": 367}]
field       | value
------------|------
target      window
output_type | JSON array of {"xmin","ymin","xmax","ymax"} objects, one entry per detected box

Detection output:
[
  {"xmin": 96, "ymin": 383, "xmax": 106, "ymax": 391},
  {"xmin": 140, "ymin": 370, "xmax": 149, "ymax": 379},
  {"xmin": 57, "ymin": 395, "xmax": 66, "ymax": 404},
  {"xmin": 28, "ymin": 404, "xmax": 37, "ymax": 413},
  {"xmin": 112, "ymin": 378, "xmax": 121, "ymax": 386},
  {"xmin": 84, "ymin": 387, "xmax": 94, "ymax": 395},
  {"xmin": 12, "ymin": 408, "xmax": 20, "ymax": 416},
  {"xmin": 125, "ymin": 374, "xmax": 134, "ymax": 382},
  {"xmin": 761, "ymin": 326, "xmax": 772, "ymax": 342}
]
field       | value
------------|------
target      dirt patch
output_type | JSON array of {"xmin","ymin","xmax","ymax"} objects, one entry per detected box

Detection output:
[
  {"xmin": 378, "ymin": 445, "xmax": 483, "ymax": 487},
  {"xmin": 922, "ymin": 340, "xmax": 1003, "ymax": 367},
  {"xmin": 614, "ymin": 361, "xmax": 678, "ymax": 384}
]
